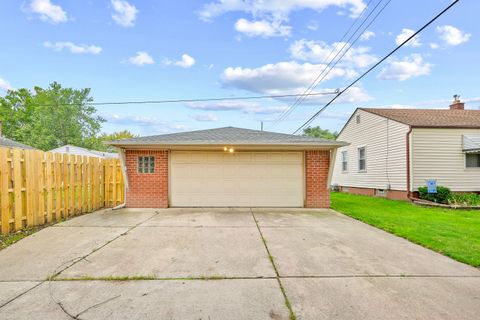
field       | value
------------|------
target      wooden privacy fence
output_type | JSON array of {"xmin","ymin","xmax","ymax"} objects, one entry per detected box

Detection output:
[{"xmin": 0, "ymin": 147, "xmax": 124, "ymax": 234}]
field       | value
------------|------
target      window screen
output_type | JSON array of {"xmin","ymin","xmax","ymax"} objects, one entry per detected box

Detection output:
[
  {"xmin": 138, "ymin": 156, "xmax": 155, "ymax": 173},
  {"xmin": 358, "ymin": 147, "xmax": 366, "ymax": 171},
  {"xmin": 466, "ymin": 154, "xmax": 480, "ymax": 168},
  {"xmin": 341, "ymin": 150, "xmax": 348, "ymax": 172}
]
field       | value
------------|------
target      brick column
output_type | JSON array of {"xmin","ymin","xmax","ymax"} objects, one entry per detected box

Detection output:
[
  {"xmin": 125, "ymin": 150, "xmax": 169, "ymax": 208},
  {"xmin": 305, "ymin": 150, "xmax": 330, "ymax": 208}
]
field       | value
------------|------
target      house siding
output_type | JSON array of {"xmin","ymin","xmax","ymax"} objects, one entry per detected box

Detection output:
[
  {"xmin": 332, "ymin": 109, "xmax": 410, "ymax": 192},
  {"xmin": 411, "ymin": 128, "xmax": 480, "ymax": 192}
]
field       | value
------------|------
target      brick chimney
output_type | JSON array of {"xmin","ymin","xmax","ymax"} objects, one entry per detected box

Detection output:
[{"xmin": 449, "ymin": 94, "xmax": 464, "ymax": 110}]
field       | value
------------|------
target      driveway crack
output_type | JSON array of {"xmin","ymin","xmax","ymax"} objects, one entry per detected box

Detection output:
[
  {"xmin": 250, "ymin": 209, "xmax": 296, "ymax": 320},
  {"xmin": 0, "ymin": 211, "xmax": 161, "ymax": 314}
]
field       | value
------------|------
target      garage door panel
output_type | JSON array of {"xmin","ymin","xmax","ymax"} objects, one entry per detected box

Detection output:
[{"xmin": 171, "ymin": 151, "xmax": 304, "ymax": 207}]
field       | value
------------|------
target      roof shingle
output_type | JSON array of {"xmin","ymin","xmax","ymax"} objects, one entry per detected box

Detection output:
[
  {"xmin": 106, "ymin": 126, "xmax": 346, "ymax": 147},
  {"xmin": 0, "ymin": 136, "xmax": 36, "ymax": 150},
  {"xmin": 360, "ymin": 108, "xmax": 480, "ymax": 128}
]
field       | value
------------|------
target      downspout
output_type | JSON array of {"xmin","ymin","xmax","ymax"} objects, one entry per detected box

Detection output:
[
  {"xmin": 113, "ymin": 147, "xmax": 128, "ymax": 210},
  {"xmin": 327, "ymin": 148, "xmax": 337, "ymax": 187},
  {"xmin": 406, "ymin": 126, "xmax": 414, "ymax": 201}
]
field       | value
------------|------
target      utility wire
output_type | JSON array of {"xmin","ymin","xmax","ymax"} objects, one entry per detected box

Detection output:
[
  {"xmin": 273, "ymin": 0, "xmax": 378, "ymax": 124},
  {"xmin": 284, "ymin": 0, "xmax": 392, "ymax": 120},
  {"xmin": 292, "ymin": 0, "xmax": 460, "ymax": 134},
  {"xmin": 26, "ymin": 91, "xmax": 338, "ymax": 107}
]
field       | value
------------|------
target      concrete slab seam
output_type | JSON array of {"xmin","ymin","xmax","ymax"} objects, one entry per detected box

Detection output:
[{"xmin": 250, "ymin": 208, "xmax": 297, "ymax": 320}]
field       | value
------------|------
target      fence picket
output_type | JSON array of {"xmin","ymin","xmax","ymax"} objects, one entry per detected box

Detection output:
[
  {"xmin": 0, "ymin": 147, "xmax": 124, "ymax": 234},
  {"xmin": 0, "ymin": 148, "xmax": 11, "ymax": 234}
]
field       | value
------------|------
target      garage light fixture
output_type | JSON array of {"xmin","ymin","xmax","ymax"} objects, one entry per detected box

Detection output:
[{"xmin": 223, "ymin": 146, "xmax": 235, "ymax": 153}]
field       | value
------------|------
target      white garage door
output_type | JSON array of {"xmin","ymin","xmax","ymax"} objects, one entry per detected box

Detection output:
[{"xmin": 170, "ymin": 151, "xmax": 304, "ymax": 207}]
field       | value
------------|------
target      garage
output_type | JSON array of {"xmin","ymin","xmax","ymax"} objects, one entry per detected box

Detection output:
[
  {"xmin": 170, "ymin": 151, "xmax": 304, "ymax": 207},
  {"xmin": 107, "ymin": 127, "xmax": 346, "ymax": 208}
]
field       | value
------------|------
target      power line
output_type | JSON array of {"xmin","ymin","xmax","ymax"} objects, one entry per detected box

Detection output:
[
  {"xmin": 273, "ymin": 0, "xmax": 383, "ymax": 124},
  {"xmin": 25, "ymin": 91, "xmax": 338, "ymax": 107},
  {"xmin": 292, "ymin": 0, "xmax": 461, "ymax": 135},
  {"xmin": 277, "ymin": 0, "xmax": 392, "ymax": 124}
]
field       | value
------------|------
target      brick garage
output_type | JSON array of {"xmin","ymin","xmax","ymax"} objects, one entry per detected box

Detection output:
[{"xmin": 108, "ymin": 127, "xmax": 346, "ymax": 209}]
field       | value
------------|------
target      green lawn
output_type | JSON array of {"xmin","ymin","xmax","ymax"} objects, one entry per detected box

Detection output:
[{"xmin": 331, "ymin": 192, "xmax": 480, "ymax": 267}]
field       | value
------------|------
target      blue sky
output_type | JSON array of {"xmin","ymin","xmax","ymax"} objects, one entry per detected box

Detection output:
[{"xmin": 0, "ymin": 0, "xmax": 478, "ymax": 136}]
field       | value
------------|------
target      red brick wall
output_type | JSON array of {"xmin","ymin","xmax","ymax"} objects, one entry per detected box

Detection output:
[
  {"xmin": 125, "ymin": 150, "xmax": 169, "ymax": 208},
  {"xmin": 341, "ymin": 186, "xmax": 375, "ymax": 197},
  {"xmin": 305, "ymin": 150, "xmax": 331, "ymax": 208},
  {"xmin": 340, "ymin": 186, "xmax": 409, "ymax": 201}
]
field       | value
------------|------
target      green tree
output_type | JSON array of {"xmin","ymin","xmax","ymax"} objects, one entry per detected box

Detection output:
[
  {"xmin": 0, "ymin": 82, "xmax": 104, "ymax": 150},
  {"xmin": 100, "ymin": 130, "xmax": 138, "ymax": 152},
  {"xmin": 303, "ymin": 126, "xmax": 338, "ymax": 140}
]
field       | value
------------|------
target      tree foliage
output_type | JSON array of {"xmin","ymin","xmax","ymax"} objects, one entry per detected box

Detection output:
[
  {"xmin": 302, "ymin": 126, "xmax": 338, "ymax": 140},
  {"xmin": 100, "ymin": 130, "xmax": 137, "ymax": 141},
  {"xmin": 100, "ymin": 130, "xmax": 138, "ymax": 152},
  {"xmin": 0, "ymin": 82, "xmax": 105, "ymax": 151}
]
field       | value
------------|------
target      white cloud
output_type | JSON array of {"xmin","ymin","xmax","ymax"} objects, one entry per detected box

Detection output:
[
  {"xmin": 436, "ymin": 25, "xmax": 471, "ymax": 46},
  {"xmin": 289, "ymin": 39, "xmax": 377, "ymax": 68},
  {"xmin": 191, "ymin": 113, "xmax": 219, "ymax": 121},
  {"xmin": 198, "ymin": 0, "xmax": 367, "ymax": 21},
  {"xmin": 29, "ymin": 0, "xmax": 68, "ymax": 24},
  {"xmin": 395, "ymin": 28, "xmax": 421, "ymax": 47},
  {"xmin": 0, "ymin": 78, "xmax": 13, "ymax": 92},
  {"xmin": 429, "ymin": 43, "xmax": 439, "ymax": 49},
  {"xmin": 222, "ymin": 61, "xmax": 357, "ymax": 95},
  {"xmin": 281, "ymin": 86, "xmax": 371, "ymax": 105},
  {"xmin": 360, "ymin": 30, "xmax": 375, "ymax": 41},
  {"xmin": 111, "ymin": 0, "xmax": 138, "ymax": 27},
  {"xmin": 377, "ymin": 54, "xmax": 432, "ymax": 81},
  {"xmin": 234, "ymin": 18, "xmax": 291, "ymax": 37},
  {"xmin": 187, "ymin": 100, "xmax": 288, "ymax": 114},
  {"xmin": 175, "ymin": 54, "xmax": 196, "ymax": 68},
  {"xmin": 164, "ymin": 54, "xmax": 196, "ymax": 68},
  {"xmin": 43, "ymin": 41, "xmax": 102, "ymax": 54},
  {"xmin": 128, "ymin": 51, "xmax": 154, "ymax": 66}
]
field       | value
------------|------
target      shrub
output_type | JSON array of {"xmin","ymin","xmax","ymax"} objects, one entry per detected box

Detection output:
[
  {"xmin": 418, "ymin": 186, "xmax": 451, "ymax": 204},
  {"xmin": 448, "ymin": 193, "xmax": 480, "ymax": 206}
]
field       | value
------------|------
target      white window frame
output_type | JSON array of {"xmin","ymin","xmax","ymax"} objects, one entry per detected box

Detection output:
[
  {"xmin": 358, "ymin": 146, "xmax": 366, "ymax": 172},
  {"xmin": 341, "ymin": 150, "xmax": 348, "ymax": 173}
]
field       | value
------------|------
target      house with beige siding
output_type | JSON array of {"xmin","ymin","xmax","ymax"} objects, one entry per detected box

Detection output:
[{"xmin": 332, "ymin": 98, "xmax": 480, "ymax": 200}]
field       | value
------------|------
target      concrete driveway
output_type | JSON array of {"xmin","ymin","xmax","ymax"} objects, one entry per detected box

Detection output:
[{"xmin": 0, "ymin": 208, "xmax": 479, "ymax": 319}]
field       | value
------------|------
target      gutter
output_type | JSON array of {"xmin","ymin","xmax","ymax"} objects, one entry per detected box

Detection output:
[{"xmin": 406, "ymin": 126, "xmax": 414, "ymax": 201}]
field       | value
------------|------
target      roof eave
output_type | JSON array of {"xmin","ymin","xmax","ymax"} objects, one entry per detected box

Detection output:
[{"xmin": 106, "ymin": 142, "xmax": 348, "ymax": 151}]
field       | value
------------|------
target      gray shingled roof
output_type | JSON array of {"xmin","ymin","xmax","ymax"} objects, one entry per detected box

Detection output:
[
  {"xmin": 106, "ymin": 127, "xmax": 346, "ymax": 147},
  {"xmin": 361, "ymin": 108, "xmax": 480, "ymax": 128},
  {"xmin": 0, "ymin": 136, "xmax": 36, "ymax": 150}
]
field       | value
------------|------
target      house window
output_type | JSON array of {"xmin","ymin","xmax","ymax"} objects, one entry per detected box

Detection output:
[
  {"xmin": 138, "ymin": 156, "xmax": 155, "ymax": 173},
  {"xmin": 358, "ymin": 147, "xmax": 366, "ymax": 172},
  {"xmin": 466, "ymin": 154, "xmax": 480, "ymax": 168},
  {"xmin": 356, "ymin": 115, "xmax": 361, "ymax": 124},
  {"xmin": 341, "ymin": 150, "xmax": 348, "ymax": 172}
]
